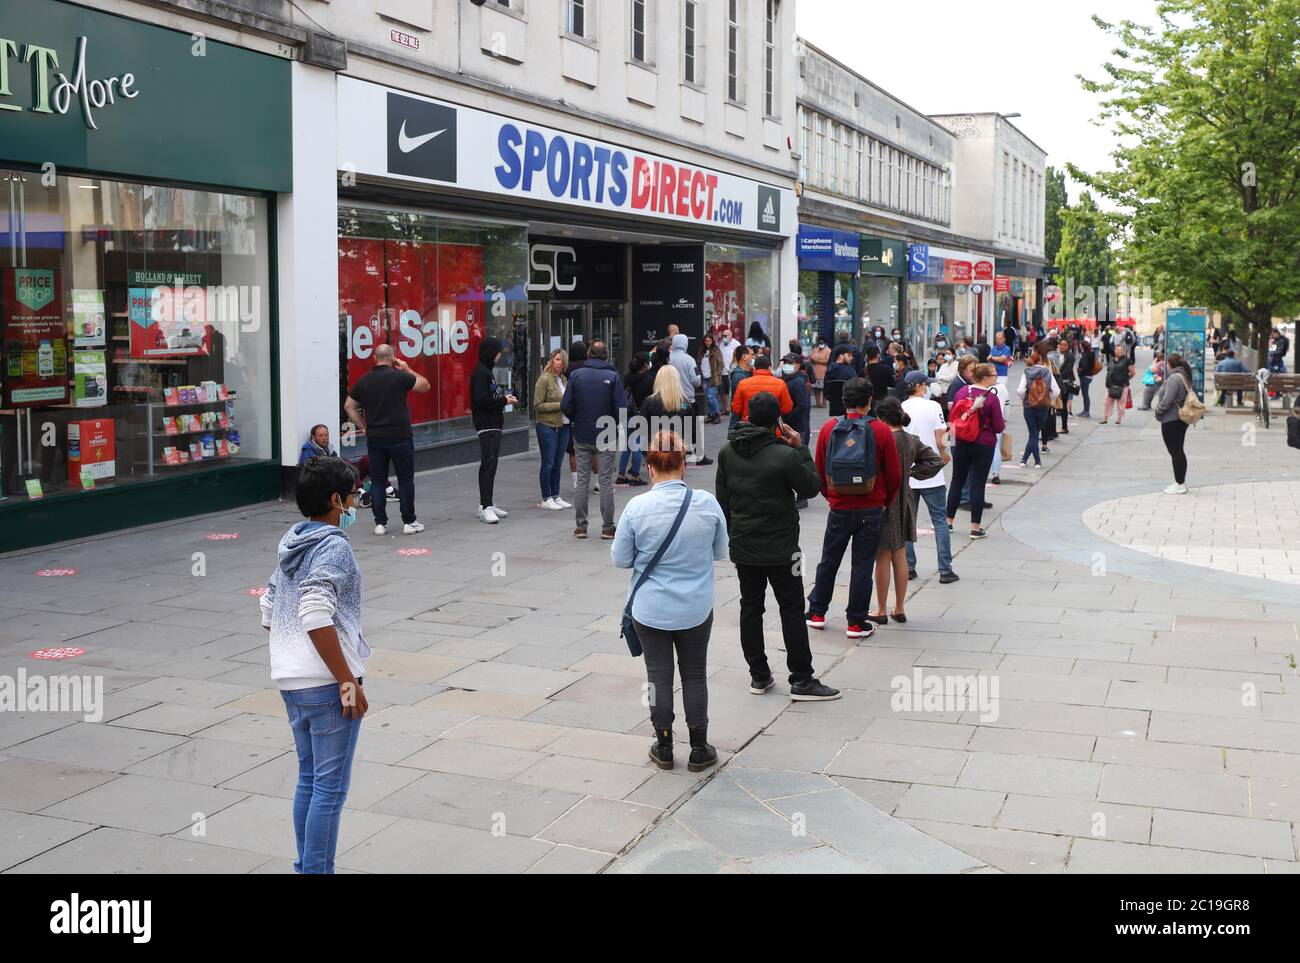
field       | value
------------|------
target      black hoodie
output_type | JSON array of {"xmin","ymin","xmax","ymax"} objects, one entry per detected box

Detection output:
[{"xmin": 471, "ymin": 336, "xmax": 507, "ymax": 431}]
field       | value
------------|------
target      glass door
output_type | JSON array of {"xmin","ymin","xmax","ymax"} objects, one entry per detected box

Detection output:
[
  {"xmin": 549, "ymin": 302, "xmax": 587, "ymax": 358},
  {"xmin": 592, "ymin": 301, "xmax": 625, "ymax": 372}
]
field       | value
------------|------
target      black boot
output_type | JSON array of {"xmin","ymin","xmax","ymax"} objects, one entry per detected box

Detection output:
[
  {"xmin": 687, "ymin": 725, "xmax": 718, "ymax": 772},
  {"xmin": 649, "ymin": 728, "xmax": 674, "ymax": 770}
]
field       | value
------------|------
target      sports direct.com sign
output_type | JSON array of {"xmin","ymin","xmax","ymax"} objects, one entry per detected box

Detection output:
[{"xmin": 337, "ymin": 77, "xmax": 793, "ymax": 237}]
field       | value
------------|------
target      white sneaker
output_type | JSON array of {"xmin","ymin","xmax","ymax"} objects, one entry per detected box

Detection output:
[
  {"xmin": 374, "ymin": 523, "xmax": 387, "ymax": 536},
  {"xmin": 542, "ymin": 497, "xmax": 560, "ymax": 510},
  {"xmin": 403, "ymin": 521, "xmax": 425, "ymax": 534},
  {"xmin": 479, "ymin": 506, "xmax": 499, "ymax": 524},
  {"xmin": 1163, "ymin": 483, "xmax": 1188, "ymax": 495},
  {"xmin": 386, "ymin": 485, "xmax": 397, "ymax": 498},
  {"xmin": 553, "ymin": 496, "xmax": 572, "ymax": 510},
  {"xmin": 490, "ymin": 505, "xmax": 509, "ymax": 518}
]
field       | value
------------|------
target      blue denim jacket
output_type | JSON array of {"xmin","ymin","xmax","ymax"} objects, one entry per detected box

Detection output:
[{"xmin": 611, "ymin": 479, "xmax": 728, "ymax": 630}]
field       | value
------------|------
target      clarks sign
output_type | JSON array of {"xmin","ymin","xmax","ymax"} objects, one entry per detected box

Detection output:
[{"xmin": 0, "ymin": 35, "xmax": 139, "ymax": 129}]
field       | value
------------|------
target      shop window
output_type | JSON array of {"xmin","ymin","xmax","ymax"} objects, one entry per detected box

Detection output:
[
  {"xmin": 0, "ymin": 171, "xmax": 271, "ymax": 503},
  {"xmin": 337, "ymin": 208, "xmax": 528, "ymax": 452},
  {"xmin": 705, "ymin": 243, "xmax": 778, "ymax": 351}
]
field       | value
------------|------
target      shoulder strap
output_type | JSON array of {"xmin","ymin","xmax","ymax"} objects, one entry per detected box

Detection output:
[{"xmin": 626, "ymin": 488, "xmax": 694, "ymax": 611}]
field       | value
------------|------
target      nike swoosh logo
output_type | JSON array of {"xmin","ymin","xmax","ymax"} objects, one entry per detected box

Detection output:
[{"xmin": 397, "ymin": 120, "xmax": 446, "ymax": 153}]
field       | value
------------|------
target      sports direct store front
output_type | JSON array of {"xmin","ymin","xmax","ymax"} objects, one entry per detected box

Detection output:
[
  {"xmin": 334, "ymin": 77, "xmax": 795, "ymax": 469},
  {"xmin": 905, "ymin": 243, "xmax": 997, "ymax": 349}
]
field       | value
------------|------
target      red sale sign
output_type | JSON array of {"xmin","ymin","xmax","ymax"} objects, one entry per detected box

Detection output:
[
  {"xmin": 943, "ymin": 260, "xmax": 973, "ymax": 283},
  {"xmin": 340, "ymin": 237, "xmax": 486, "ymax": 425}
]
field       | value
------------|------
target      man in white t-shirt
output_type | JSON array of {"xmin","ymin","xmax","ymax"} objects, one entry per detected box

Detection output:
[
  {"xmin": 900, "ymin": 371, "xmax": 958, "ymax": 583},
  {"xmin": 717, "ymin": 326, "xmax": 740, "ymax": 371}
]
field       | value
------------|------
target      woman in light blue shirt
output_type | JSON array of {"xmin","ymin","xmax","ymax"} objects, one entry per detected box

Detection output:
[{"xmin": 612, "ymin": 430, "xmax": 728, "ymax": 773}]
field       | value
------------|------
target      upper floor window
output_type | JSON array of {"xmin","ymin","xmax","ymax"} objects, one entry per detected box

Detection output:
[
  {"xmin": 631, "ymin": 0, "xmax": 649, "ymax": 63},
  {"xmin": 764, "ymin": 0, "xmax": 778, "ymax": 116},
  {"xmin": 566, "ymin": 0, "xmax": 587, "ymax": 38},
  {"xmin": 682, "ymin": 0, "xmax": 699, "ymax": 83},
  {"xmin": 727, "ymin": 0, "xmax": 742, "ymax": 103},
  {"xmin": 798, "ymin": 107, "xmax": 809, "ymax": 183}
]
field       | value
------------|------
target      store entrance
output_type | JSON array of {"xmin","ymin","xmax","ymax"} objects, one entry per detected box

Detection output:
[{"xmin": 548, "ymin": 302, "xmax": 624, "ymax": 369}]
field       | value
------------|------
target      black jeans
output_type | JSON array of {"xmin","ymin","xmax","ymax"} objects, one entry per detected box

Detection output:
[
  {"xmin": 367, "ymin": 436, "xmax": 416, "ymax": 526},
  {"xmin": 1161, "ymin": 419, "xmax": 1189, "ymax": 484},
  {"xmin": 736, "ymin": 564, "xmax": 814, "ymax": 685},
  {"xmin": 946, "ymin": 441, "xmax": 995, "ymax": 525},
  {"xmin": 478, "ymin": 429, "xmax": 501, "ymax": 508},
  {"xmin": 807, "ymin": 508, "xmax": 883, "ymax": 626},
  {"xmin": 635, "ymin": 613, "xmax": 712, "ymax": 732}
]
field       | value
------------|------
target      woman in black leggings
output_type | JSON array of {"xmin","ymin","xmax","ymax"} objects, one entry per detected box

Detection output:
[{"xmin": 1153, "ymin": 353, "xmax": 1194, "ymax": 495}]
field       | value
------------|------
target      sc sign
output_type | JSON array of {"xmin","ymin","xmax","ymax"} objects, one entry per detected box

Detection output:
[{"xmin": 527, "ymin": 244, "xmax": 578, "ymax": 293}]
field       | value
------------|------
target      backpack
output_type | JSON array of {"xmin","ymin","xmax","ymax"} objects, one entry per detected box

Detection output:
[
  {"xmin": 950, "ymin": 388, "xmax": 991, "ymax": 443},
  {"xmin": 1026, "ymin": 371, "xmax": 1051, "ymax": 408},
  {"xmin": 826, "ymin": 416, "xmax": 878, "ymax": 495}
]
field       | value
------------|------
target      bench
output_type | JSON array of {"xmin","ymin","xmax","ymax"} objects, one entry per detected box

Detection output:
[{"xmin": 1212, "ymin": 371, "xmax": 1300, "ymax": 411}]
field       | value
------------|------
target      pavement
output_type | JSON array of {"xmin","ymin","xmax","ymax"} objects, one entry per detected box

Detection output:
[{"xmin": 3, "ymin": 349, "xmax": 1300, "ymax": 874}]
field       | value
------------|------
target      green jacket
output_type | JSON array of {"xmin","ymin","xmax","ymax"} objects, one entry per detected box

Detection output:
[
  {"xmin": 715, "ymin": 421, "xmax": 821, "ymax": 567},
  {"xmin": 532, "ymin": 369, "xmax": 566, "ymax": 428}
]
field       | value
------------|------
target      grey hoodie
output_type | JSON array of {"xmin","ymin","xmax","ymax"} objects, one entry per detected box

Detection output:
[
  {"xmin": 260, "ymin": 521, "xmax": 369, "ymax": 690},
  {"xmin": 669, "ymin": 333, "xmax": 702, "ymax": 396}
]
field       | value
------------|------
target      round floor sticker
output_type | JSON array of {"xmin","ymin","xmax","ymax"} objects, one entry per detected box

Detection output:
[
  {"xmin": 206, "ymin": 532, "xmax": 240, "ymax": 541},
  {"xmin": 36, "ymin": 567, "xmax": 77, "ymax": 577},
  {"xmin": 31, "ymin": 646, "xmax": 86, "ymax": 660},
  {"xmin": 245, "ymin": 586, "xmax": 268, "ymax": 597},
  {"xmin": 397, "ymin": 547, "xmax": 432, "ymax": 557}
]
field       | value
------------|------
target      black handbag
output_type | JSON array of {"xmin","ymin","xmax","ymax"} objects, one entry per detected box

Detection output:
[{"xmin": 620, "ymin": 488, "xmax": 693, "ymax": 657}]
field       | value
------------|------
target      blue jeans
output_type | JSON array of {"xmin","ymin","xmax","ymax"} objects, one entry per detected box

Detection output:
[
  {"xmin": 906, "ymin": 486, "xmax": 955, "ymax": 575},
  {"xmin": 1021, "ymin": 406, "xmax": 1050, "ymax": 465},
  {"xmin": 705, "ymin": 385, "xmax": 721, "ymax": 417},
  {"xmin": 1079, "ymin": 375, "xmax": 1093, "ymax": 414},
  {"xmin": 807, "ymin": 508, "xmax": 883, "ymax": 625},
  {"xmin": 535, "ymin": 423, "xmax": 569, "ymax": 499},
  {"xmin": 281, "ymin": 683, "xmax": 363, "ymax": 875},
  {"xmin": 618, "ymin": 433, "xmax": 643, "ymax": 478},
  {"xmin": 366, "ymin": 436, "xmax": 416, "ymax": 526}
]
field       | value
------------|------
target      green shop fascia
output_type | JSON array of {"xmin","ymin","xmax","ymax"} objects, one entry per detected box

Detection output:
[{"xmin": 0, "ymin": 0, "xmax": 290, "ymax": 552}]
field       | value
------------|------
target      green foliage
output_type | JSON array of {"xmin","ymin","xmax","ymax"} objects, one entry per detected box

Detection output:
[
  {"xmin": 1056, "ymin": 190, "xmax": 1116, "ymax": 292},
  {"xmin": 1044, "ymin": 166, "xmax": 1069, "ymax": 273},
  {"xmin": 1070, "ymin": 0, "xmax": 1300, "ymax": 345}
]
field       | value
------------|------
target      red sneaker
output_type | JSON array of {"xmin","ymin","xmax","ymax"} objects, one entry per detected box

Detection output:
[
  {"xmin": 805, "ymin": 613, "xmax": 826, "ymax": 631},
  {"xmin": 846, "ymin": 622, "xmax": 876, "ymax": 640}
]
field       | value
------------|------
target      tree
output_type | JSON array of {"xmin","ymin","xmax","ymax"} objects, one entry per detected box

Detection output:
[
  {"xmin": 1043, "ymin": 166, "xmax": 1069, "ymax": 274},
  {"xmin": 1056, "ymin": 191, "xmax": 1118, "ymax": 321},
  {"xmin": 1071, "ymin": 0, "xmax": 1300, "ymax": 351}
]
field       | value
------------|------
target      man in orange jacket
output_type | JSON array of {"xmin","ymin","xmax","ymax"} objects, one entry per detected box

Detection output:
[{"xmin": 731, "ymin": 356, "xmax": 793, "ymax": 423}]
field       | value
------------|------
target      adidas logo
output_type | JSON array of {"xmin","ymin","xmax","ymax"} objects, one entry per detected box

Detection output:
[{"xmin": 761, "ymin": 197, "xmax": 776, "ymax": 223}]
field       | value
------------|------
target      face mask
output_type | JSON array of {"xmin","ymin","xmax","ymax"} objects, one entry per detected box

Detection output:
[
  {"xmin": 338, "ymin": 503, "xmax": 357, "ymax": 530},
  {"xmin": 781, "ymin": 364, "xmax": 796, "ymax": 375}
]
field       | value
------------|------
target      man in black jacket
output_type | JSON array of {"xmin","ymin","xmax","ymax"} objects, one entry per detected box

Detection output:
[
  {"xmin": 715, "ymin": 392, "xmax": 839, "ymax": 702},
  {"xmin": 471, "ymin": 336, "xmax": 518, "ymax": 524}
]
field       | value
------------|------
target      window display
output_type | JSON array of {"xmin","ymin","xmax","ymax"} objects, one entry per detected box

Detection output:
[
  {"xmin": 0, "ymin": 170, "xmax": 272, "ymax": 502},
  {"xmin": 705, "ymin": 243, "xmax": 778, "ymax": 346},
  {"xmin": 337, "ymin": 206, "xmax": 528, "ymax": 451}
]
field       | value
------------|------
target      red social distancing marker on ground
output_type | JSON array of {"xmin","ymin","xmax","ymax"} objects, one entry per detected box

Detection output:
[
  {"xmin": 36, "ymin": 568, "xmax": 77, "ymax": 577},
  {"xmin": 206, "ymin": 533, "xmax": 240, "ymax": 541},
  {"xmin": 31, "ymin": 646, "xmax": 86, "ymax": 660},
  {"xmin": 245, "ymin": 586, "xmax": 268, "ymax": 597},
  {"xmin": 397, "ymin": 547, "xmax": 431, "ymax": 557}
]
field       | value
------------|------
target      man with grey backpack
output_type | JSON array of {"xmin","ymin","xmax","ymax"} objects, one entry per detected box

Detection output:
[{"xmin": 805, "ymin": 378, "xmax": 902, "ymax": 641}]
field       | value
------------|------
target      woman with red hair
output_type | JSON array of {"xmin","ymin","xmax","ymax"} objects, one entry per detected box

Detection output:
[{"xmin": 611, "ymin": 431, "xmax": 729, "ymax": 774}]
